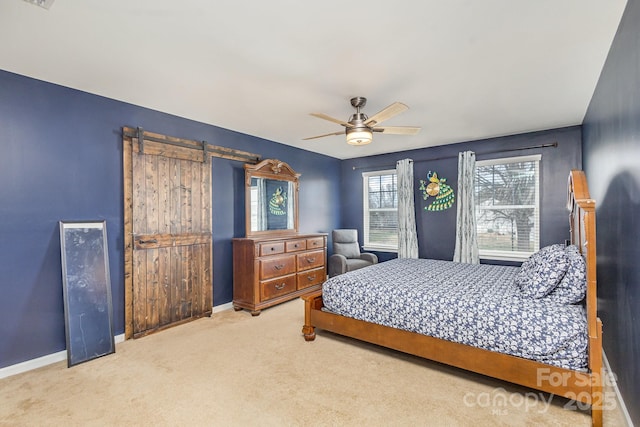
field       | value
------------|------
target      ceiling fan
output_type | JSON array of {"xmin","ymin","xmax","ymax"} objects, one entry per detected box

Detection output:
[{"xmin": 304, "ymin": 97, "xmax": 421, "ymax": 146}]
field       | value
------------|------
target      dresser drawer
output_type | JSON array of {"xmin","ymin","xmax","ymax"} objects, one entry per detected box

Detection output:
[
  {"xmin": 233, "ymin": 233, "xmax": 327, "ymax": 315},
  {"xmin": 260, "ymin": 255, "xmax": 296, "ymax": 280},
  {"xmin": 297, "ymin": 249, "xmax": 325, "ymax": 271},
  {"xmin": 285, "ymin": 239, "xmax": 307, "ymax": 252},
  {"xmin": 306, "ymin": 237, "xmax": 325, "ymax": 250},
  {"xmin": 260, "ymin": 275, "xmax": 297, "ymax": 301},
  {"xmin": 259, "ymin": 242, "xmax": 285, "ymax": 256},
  {"xmin": 297, "ymin": 267, "xmax": 325, "ymax": 290}
]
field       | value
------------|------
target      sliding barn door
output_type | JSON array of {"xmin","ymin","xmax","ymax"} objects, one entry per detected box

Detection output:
[{"xmin": 123, "ymin": 128, "xmax": 212, "ymax": 338}]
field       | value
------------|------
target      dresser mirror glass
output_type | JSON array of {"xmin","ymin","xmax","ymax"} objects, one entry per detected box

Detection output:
[{"xmin": 245, "ymin": 159, "xmax": 300, "ymax": 237}]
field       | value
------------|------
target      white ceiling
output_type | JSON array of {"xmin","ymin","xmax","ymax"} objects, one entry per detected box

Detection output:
[{"xmin": 0, "ymin": 0, "xmax": 627, "ymax": 159}]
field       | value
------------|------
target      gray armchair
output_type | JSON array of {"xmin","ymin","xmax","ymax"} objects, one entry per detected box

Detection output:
[{"xmin": 329, "ymin": 229, "xmax": 378, "ymax": 277}]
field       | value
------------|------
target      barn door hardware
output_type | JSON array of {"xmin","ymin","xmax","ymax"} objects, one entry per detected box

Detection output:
[
  {"xmin": 137, "ymin": 126, "xmax": 145, "ymax": 153},
  {"xmin": 138, "ymin": 238, "xmax": 158, "ymax": 244},
  {"xmin": 123, "ymin": 127, "xmax": 261, "ymax": 164},
  {"xmin": 202, "ymin": 141, "xmax": 209, "ymax": 164}
]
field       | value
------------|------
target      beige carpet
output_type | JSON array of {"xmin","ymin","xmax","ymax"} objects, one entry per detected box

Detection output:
[{"xmin": 0, "ymin": 299, "xmax": 628, "ymax": 426}]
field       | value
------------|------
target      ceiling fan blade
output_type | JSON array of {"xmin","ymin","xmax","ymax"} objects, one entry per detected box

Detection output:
[
  {"xmin": 364, "ymin": 102, "xmax": 409, "ymax": 126},
  {"xmin": 372, "ymin": 126, "xmax": 421, "ymax": 135},
  {"xmin": 310, "ymin": 113, "xmax": 352, "ymax": 127},
  {"xmin": 302, "ymin": 131, "xmax": 345, "ymax": 140}
]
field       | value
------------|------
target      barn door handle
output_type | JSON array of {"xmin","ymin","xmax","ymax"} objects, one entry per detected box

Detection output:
[
  {"xmin": 275, "ymin": 283, "xmax": 286, "ymax": 290},
  {"xmin": 139, "ymin": 239, "xmax": 158, "ymax": 244}
]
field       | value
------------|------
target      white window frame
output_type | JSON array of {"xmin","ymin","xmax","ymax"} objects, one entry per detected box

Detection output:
[
  {"xmin": 475, "ymin": 154, "xmax": 541, "ymax": 262},
  {"xmin": 362, "ymin": 169, "xmax": 398, "ymax": 252}
]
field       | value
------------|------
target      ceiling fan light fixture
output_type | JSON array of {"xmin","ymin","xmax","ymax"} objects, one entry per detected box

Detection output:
[
  {"xmin": 306, "ymin": 96, "xmax": 419, "ymax": 145},
  {"xmin": 346, "ymin": 128, "xmax": 373, "ymax": 146}
]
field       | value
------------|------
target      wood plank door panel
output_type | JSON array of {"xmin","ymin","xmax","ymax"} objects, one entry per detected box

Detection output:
[{"xmin": 124, "ymin": 128, "xmax": 212, "ymax": 338}]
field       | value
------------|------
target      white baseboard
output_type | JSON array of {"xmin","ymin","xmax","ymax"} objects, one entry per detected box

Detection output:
[
  {"xmin": 0, "ymin": 304, "xmax": 235, "ymax": 380},
  {"xmin": 602, "ymin": 350, "xmax": 634, "ymax": 427},
  {"xmin": 213, "ymin": 301, "xmax": 233, "ymax": 313},
  {"xmin": 0, "ymin": 333, "xmax": 125, "ymax": 380},
  {"xmin": 0, "ymin": 349, "xmax": 67, "ymax": 380}
]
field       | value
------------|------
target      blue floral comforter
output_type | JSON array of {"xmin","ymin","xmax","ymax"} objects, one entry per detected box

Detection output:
[{"xmin": 322, "ymin": 258, "xmax": 587, "ymax": 370}]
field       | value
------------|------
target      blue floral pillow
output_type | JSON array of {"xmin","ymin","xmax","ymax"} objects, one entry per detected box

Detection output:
[
  {"xmin": 516, "ymin": 244, "xmax": 569, "ymax": 298},
  {"xmin": 545, "ymin": 245, "xmax": 586, "ymax": 304}
]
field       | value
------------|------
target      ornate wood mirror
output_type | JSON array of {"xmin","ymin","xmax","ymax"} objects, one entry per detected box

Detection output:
[{"xmin": 245, "ymin": 159, "xmax": 300, "ymax": 237}]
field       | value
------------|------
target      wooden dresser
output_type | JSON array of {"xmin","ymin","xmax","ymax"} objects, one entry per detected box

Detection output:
[{"xmin": 233, "ymin": 233, "xmax": 327, "ymax": 315}]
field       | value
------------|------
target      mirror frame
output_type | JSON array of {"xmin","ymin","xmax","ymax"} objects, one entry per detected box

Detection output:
[
  {"xmin": 245, "ymin": 158, "xmax": 300, "ymax": 237},
  {"xmin": 59, "ymin": 220, "xmax": 115, "ymax": 367}
]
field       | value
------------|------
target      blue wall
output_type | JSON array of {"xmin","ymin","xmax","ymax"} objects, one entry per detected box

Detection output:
[
  {"xmin": 4, "ymin": 11, "xmax": 639, "ymax": 419},
  {"xmin": 582, "ymin": 0, "xmax": 640, "ymax": 423},
  {"xmin": 340, "ymin": 126, "xmax": 582, "ymax": 263},
  {"xmin": 0, "ymin": 70, "xmax": 341, "ymax": 369}
]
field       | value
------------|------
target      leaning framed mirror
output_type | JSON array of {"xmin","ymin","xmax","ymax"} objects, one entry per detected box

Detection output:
[{"xmin": 245, "ymin": 159, "xmax": 300, "ymax": 237}]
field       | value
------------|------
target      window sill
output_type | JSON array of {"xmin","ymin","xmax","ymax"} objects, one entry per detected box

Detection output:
[
  {"xmin": 480, "ymin": 255, "xmax": 528, "ymax": 263},
  {"xmin": 362, "ymin": 246, "xmax": 398, "ymax": 253}
]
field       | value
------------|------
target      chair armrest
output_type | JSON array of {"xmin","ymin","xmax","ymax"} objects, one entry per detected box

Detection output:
[
  {"xmin": 359, "ymin": 253, "xmax": 378, "ymax": 264},
  {"xmin": 329, "ymin": 254, "xmax": 348, "ymax": 277}
]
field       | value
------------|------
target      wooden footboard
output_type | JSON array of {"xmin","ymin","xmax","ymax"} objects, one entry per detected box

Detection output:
[
  {"xmin": 302, "ymin": 292, "xmax": 603, "ymax": 426},
  {"xmin": 303, "ymin": 170, "xmax": 602, "ymax": 426}
]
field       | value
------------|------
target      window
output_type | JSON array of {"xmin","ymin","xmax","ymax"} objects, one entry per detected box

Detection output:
[
  {"xmin": 363, "ymin": 170, "xmax": 398, "ymax": 251},
  {"xmin": 475, "ymin": 155, "xmax": 541, "ymax": 261}
]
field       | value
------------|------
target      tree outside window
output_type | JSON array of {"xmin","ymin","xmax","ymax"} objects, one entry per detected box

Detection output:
[
  {"xmin": 475, "ymin": 155, "xmax": 540, "ymax": 261},
  {"xmin": 363, "ymin": 170, "xmax": 398, "ymax": 251}
]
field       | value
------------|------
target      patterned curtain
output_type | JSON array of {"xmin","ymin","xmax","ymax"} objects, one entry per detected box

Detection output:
[
  {"xmin": 396, "ymin": 159, "xmax": 419, "ymax": 258},
  {"xmin": 453, "ymin": 151, "xmax": 479, "ymax": 264}
]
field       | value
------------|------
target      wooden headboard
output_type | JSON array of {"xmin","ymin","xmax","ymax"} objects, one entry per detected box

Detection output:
[{"xmin": 567, "ymin": 170, "xmax": 601, "ymax": 376}]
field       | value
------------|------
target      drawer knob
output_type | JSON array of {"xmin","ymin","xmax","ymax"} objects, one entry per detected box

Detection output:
[
  {"xmin": 307, "ymin": 275, "xmax": 316, "ymax": 281},
  {"xmin": 306, "ymin": 257, "xmax": 316, "ymax": 263},
  {"xmin": 273, "ymin": 264, "xmax": 284, "ymax": 270},
  {"xmin": 275, "ymin": 283, "xmax": 286, "ymax": 290}
]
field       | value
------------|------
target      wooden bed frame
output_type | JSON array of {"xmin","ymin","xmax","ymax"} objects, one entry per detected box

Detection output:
[{"xmin": 302, "ymin": 170, "xmax": 603, "ymax": 426}]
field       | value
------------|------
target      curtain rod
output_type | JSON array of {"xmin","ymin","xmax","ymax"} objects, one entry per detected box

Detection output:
[{"xmin": 351, "ymin": 142, "xmax": 558, "ymax": 171}]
